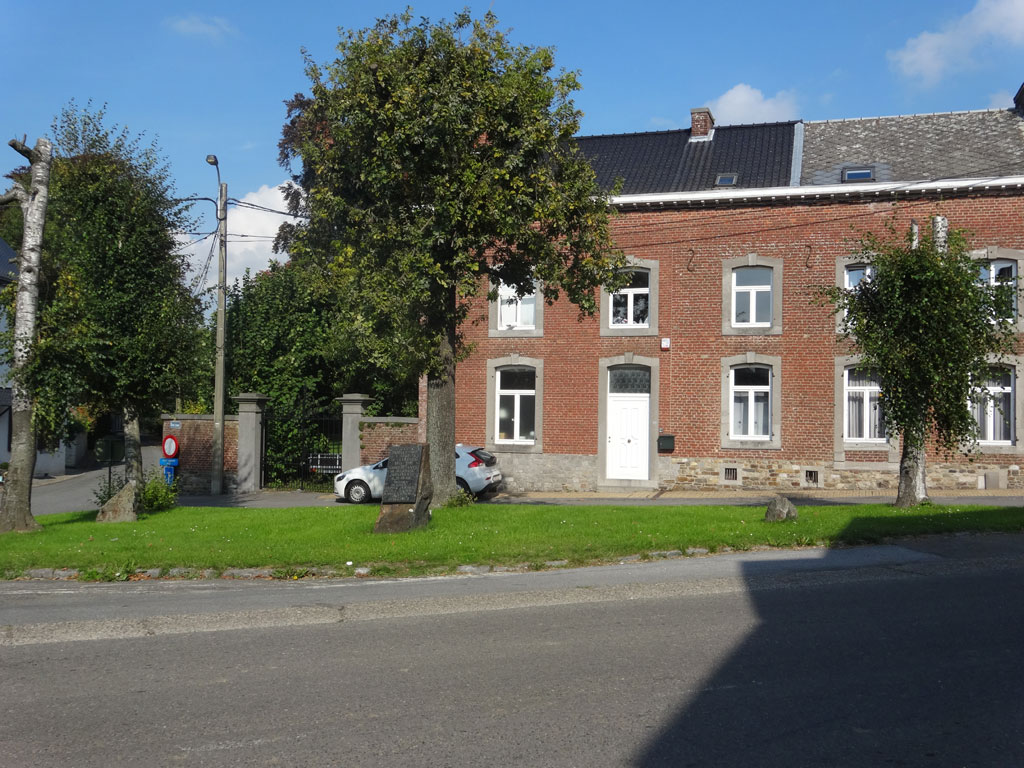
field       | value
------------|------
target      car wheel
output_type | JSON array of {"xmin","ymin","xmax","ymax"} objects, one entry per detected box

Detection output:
[
  {"xmin": 345, "ymin": 480, "xmax": 371, "ymax": 504},
  {"xmin": 456, "ymin": 478, "xmax": 473, "ymax": 497}
]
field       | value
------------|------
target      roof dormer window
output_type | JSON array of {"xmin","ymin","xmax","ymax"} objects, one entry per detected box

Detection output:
[
  {"xmin": 842, "ymin": 167, "xmax": 875, "ymax": 183},
  {"xmin": 715, "ymin": 173, "xmax": 739, "ymax": 187}
]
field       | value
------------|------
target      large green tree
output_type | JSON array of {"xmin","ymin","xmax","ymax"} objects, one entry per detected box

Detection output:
[
  {"xmin": 278, "ymin": 10, "xmax": 626, "ymax": 502},
  {"xmin": 826, "ymin": 216, "xmax": 1018, "ymax": 506},
  {"xmin": 223, "ymin": 260, "xmax": 417, "ymax": 484},
  {"xmin": 3, "ymin": 103, "xmax": 204, "ymax": 524}
]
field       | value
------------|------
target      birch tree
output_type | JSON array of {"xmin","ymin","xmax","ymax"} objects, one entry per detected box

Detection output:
[
  {"xmin": 824, "ymin": 216, "xmax": 1017, "ymax": 506},
  {"xmin": 0, "ymin": 137, "xmax": 51, "ymax": 532}
]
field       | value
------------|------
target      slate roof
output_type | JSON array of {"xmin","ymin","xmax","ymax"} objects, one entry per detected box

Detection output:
[
  {"xmin": 574, "ymin": 106, "xmax": 1024, "ymax": 197},
  {"xmin": 800, "ymin": 109, "xmax": 1024, "ymax": 186},
  {"xmin": 575, "ymin": 122, "xmax": 796, "ymax": 195}
]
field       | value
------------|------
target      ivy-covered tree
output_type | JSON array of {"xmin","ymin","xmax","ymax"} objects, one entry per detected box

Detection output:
[
  {"xmin": 223, "ymin": 260, "xmax": 417, "ymax": 484},
  {"xmin": 277, "ymin": 10, "xmax": 627, "ymax": 502},
  {"xmin": 4, "ymin": 103, "xmax": 204, "ymax": 521},
  {"xmin": 825, "ymin": 217, "xmax": 1018, "ymax": 506}
]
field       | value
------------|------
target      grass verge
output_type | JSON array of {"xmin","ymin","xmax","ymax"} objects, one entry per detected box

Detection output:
[{"xmin": 1, "ymin": 502, "xmax": 1022, "ymax": 580}]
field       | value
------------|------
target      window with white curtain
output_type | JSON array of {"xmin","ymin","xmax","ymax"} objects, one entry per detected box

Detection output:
[
  {"xmin": 610, "ymin": 270, "xmax": 650, "ymax": 328},
  {"xmin": 973, "ymin": 368, "xmax": 1014, "ymax": 444},
  {"xmin": 495, "ymin": 367, "xmax": 536, "ymax": 444},
  {"xmin": 730, "ymin": 365, "xmax": 771, "ymax": 439},
  {"xmin": 845, "ymin": 368, "xmax": 886, "ymax": 442},
  {"xmin": 497, "ymin": 283, "xmax": 536, "ymax": 330}
]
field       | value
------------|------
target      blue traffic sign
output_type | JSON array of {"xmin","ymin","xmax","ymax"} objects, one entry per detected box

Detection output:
[{"xmin": 159, "ymin": 458, "xmax": 179, "ymax": 466}]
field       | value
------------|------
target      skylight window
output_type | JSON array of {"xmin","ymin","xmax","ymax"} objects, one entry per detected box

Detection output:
[
  {"xmin": 715, "ymin": 173, "xmax": 738, "ymax": 187},
  {"xmin": 842, "ymin": 167, "xmax": 875, "ymax": 183}
]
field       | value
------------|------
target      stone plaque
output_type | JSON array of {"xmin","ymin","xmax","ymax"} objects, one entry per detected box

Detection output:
[
  {"xmin": 375, "ymin": 443, "xmax": 432, "ymax": 533},
  {"xmin": 382, "ymin": 444, "xmax": 424, "ymax": 504}
]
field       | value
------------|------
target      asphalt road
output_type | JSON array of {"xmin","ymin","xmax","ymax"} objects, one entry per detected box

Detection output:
[{"xmin": 2, "ymin": 534, "xmax": 1023, "ymax": 767}]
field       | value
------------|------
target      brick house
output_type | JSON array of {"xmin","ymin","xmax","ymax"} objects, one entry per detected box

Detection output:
[{"xmin": 453, "ymin": 82, "xmax": 1024, "ymax": 493}]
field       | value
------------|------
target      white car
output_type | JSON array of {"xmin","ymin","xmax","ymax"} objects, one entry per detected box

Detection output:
[{"xmin": 334, "ymin": 445, "xmax": 502, "ymax": 503}]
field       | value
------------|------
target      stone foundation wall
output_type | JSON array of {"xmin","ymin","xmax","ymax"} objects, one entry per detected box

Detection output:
[
  {"xmin": 493, "ymin": 452, "xmax": 677, "ymax": 493},
  {"xmin": 494, "ymin": 451, "xmax": 1021, "ymax": 492}
]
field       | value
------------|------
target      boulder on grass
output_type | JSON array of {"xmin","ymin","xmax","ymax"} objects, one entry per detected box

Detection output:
[
  {"xmin": 97, "ymin": 480, "xmax": 139, "ymax": 523},
  {"xmin": 765, "ymin": 494, "xmax": 798, "ymax": 522}
]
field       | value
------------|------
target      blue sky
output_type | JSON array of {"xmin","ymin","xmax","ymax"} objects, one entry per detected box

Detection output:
[{"xmin": 3, "ymin": 0, "xmax": 1023, "ymax": 284}]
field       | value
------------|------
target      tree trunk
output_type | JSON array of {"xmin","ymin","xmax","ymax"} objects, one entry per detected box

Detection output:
[
  {"xmin": 0, "ymin": 137, "xmax": 52, "ymax": 533},
  {"xmin": 123, "ymin": 411, "xmax": 144, "ymax": 514},
  {"xmin": 895, "ymin": 438, "xmax": 928, "ymax": 507},
  {"xmin": 426, "ymin": 302, "xmax": 458, "ymax": 507}
]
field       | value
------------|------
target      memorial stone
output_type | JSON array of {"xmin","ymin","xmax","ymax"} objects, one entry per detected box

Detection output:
[{"xmin": 374, "ymin": 444, "xmax": 432, "ymax": 533}]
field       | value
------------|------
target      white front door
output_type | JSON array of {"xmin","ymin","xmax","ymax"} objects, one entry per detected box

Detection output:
[{"xmin": 607, "ymin": 393, "xmax": 649, "ymax": 480}]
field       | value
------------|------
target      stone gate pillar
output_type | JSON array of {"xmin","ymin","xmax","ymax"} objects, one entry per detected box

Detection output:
[
  {"xmin": 338, "ymin": 393, "xmax": 372, "ymax": 472},
  {"xmin": 234, "ymin": 393, "xmax": 269, "ymax": 493}
]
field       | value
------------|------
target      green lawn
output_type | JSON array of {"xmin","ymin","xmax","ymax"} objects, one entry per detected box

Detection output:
[{"xmin": 1, "ymin": 502, "xmax": 1022, "ymax": 580}]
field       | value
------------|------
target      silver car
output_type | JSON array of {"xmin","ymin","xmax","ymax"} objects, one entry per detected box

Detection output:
[{"xmin": 334, "ymin": 445, "xmax": 502, "ymax": 503}]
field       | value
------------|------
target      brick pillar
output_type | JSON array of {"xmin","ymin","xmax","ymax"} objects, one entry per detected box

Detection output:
[
  {"xmin": 417, "ymin": 374, "xmax": 428, "ymax": 443},
  {"xmin": 338, "ymin": 394, "xmax": 372, "ymax": 472},
  {"xmin": 234, "ymin": 393, "xmax": 268, "ymax": 493}
]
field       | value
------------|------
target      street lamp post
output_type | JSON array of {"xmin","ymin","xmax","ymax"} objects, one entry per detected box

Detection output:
[{"xmin": 207, "ymin": 155, "xmax": 227, "ymax": 495}]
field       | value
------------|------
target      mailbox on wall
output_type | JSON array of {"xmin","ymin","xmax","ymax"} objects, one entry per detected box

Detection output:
[{"xmin": 657, "ymin": 434, "xmax": 675, "ymax": 453}]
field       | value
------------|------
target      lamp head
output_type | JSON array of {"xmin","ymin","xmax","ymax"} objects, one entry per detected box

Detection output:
[{"xmin": 206, "ymin": 154, "xmax": 219, "ymax": 167}]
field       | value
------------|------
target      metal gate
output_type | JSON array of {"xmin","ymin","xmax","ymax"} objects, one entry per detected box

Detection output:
[{"xmin": 261, "ymin": 401, "xmax": 345, "ymax": 491}]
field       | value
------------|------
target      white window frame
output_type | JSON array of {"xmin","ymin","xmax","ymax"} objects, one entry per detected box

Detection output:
[
  {"xmin": 488, "ymin": 280, "xmax": 543, "ymax": 338},
  {"xmin": 970, "ymin": 247, "xmax": 1024, "ymax": 334},
  {"xmin": 600, "ymin": 257, "xmax": 659, "ymax": 337},
  {"xmin": 721, "ymin": 353, "xmax": 782, "ymax": 450},
  {"xmin": 494, "ymin": 367, "xmax": 537, "ymax": 446},
  {"xmin": 731, "ymin": 267, "xmax": 772, "ymax": 328},
  {"xmin": 844, "ymin": 367, "xmax": 886, "ymax": 443},
  {"xmin": 974, "ymin": 368, "xmax": 1014, "ymax": 446},
  {"xmin": 721, "ymin": 254, "xmax": 782, "ymax": 336},
  {"xmin": 978, "ymin": 259, "xmax": 1018, "ymax": 324},
  {"xmin": 486, "ymin": 357, "xmax": 543, "ymax": 454},
  {"xmin": 496, "ymin": 283, "xmax": 536, "ymax": 331},
  {"xmin": 611, "ymin": 271, "xmax": 649, "ymax": 328},
  {"xmin": 845, "ymin": 263, "xmax": 874, "ymax": 290},
  {"xmin": 729, "ymin": 365, "xmax": 771, "ymax": 441}
]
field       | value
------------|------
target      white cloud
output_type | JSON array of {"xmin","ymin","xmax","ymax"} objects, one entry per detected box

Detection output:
[
  {"xmin": 164, "ymin": 15, "xmax": 238, "ymax": 41},
  {"xmin": 179, "ymin": 183, "xmax": 294, "ymax": 295},
  {"xmin": 224, "ymin": 184, "xmax": 294, "ymax": 284},
  {"xmin": 988, "ymin": 89, "xmax": 1014, "ymax": 108},
  {"xmin": 705, "ymin": 84, "xmax": 799, "ymax": 126},
  {"xmin": 888, "ymin": 0, "xmax": 1024, "ymax": 86}
]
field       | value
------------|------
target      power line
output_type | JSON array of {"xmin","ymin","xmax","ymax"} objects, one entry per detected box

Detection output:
[{"xmin": 229, "ymin": 198, "xmax": 307, "ymax": 218}]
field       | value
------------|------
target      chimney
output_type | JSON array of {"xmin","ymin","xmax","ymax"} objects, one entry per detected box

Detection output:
[
  {"xmin": 1015, "ymin": 82, "xmax": 1024, "ymax": 113},
  {"xmin": 690, "ymin": 107, "xmax": 715, "ymax": 138}
]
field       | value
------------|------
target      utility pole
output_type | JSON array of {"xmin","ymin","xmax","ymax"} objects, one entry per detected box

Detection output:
[{"xmin": 207, "ymin": 155, "xmax": 227, "ymax": 495}]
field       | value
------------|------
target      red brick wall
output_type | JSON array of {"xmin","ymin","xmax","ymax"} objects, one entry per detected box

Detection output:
[
  {"xmin": 162, "ymin": 416, "xmax": 238, "ymax": 493},
  {"xmin": 359, "ymin": 419, "xmax": 421, "ymax": 465},
  {"xmin": 455, "ymin": 192, "xmax": 1024, "ymax": 487}
]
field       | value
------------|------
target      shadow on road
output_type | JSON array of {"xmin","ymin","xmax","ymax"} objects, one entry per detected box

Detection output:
[{"xmin": 632, "ymin": 514, "xmax": 1024, "ymax": 767}]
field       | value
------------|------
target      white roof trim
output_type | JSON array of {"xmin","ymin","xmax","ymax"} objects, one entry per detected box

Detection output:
[{"xmin": 609, "ymin": 176, "xmax": 1024, "ymax": 208}]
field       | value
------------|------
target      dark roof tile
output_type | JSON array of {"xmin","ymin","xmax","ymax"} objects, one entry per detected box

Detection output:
[{"xmin": 577, "ymin": 122, "xmax": 796, "ymax": 195}]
